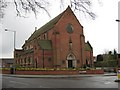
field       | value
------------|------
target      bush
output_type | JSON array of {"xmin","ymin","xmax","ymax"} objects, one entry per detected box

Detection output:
[
  {"xmin": 16, "ymin": 68, "xmax": 57, "ymax": 71},
  {"xmin": 2, "ymin": 67, "xmax": 98, "ymax": 71}
]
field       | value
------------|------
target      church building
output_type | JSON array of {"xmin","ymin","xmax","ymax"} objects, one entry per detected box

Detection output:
[{"xmin": 14, "ymin": 6, "xmax": 93, "ymax": 68}]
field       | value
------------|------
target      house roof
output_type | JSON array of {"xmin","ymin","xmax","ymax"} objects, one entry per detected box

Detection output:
[
  {"xmin": 24, "ymin": 6, "xmax": 83, "ymax": 49},
  {"xmin": 38, "ymin": 40, "xmax": 52, "ymax": 50},
  {"xmin": 85, "ymin": 41, "xmax": 93, "ymax": 51},
  {"xmin": 0, "ymin": 58, "xmax": 14, "ymax": 64},
  {"xmin": 27, "ymin": 8, "xmax": 67, "ymax": 42}
]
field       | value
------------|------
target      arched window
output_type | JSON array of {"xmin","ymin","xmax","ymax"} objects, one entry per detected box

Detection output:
[{"xmin": 69, "ymin": 37, "xmax": 72, "ymax": 50}]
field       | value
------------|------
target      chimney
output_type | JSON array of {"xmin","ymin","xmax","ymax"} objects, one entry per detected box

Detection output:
[{"xmin": 35, "ymin": 27, "xmax": 37, "ymax": 31}]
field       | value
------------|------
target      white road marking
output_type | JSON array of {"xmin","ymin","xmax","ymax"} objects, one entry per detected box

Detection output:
[
  {"xmin": 9, "ymin": 80, "xmax": 29, "ymax": 86},
  {"xmin": 104, "ymin": 82, "xmax": 111, "ymax": 84}
]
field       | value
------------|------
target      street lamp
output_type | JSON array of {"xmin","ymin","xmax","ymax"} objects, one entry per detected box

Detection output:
[
  {"xmin": 5, "ymin": 29, "xmax": 16, "ymax": 50},
  {"xmin": 115, "ymin": 19, "xmax": 120, "ymax": 82},
  {"xmin": 115, "ymin": 19, "xmax": 120, "ymax": 65},
  {"xmin": 116, "ymin": 19, "xmax": 120, "ymax": 22}
]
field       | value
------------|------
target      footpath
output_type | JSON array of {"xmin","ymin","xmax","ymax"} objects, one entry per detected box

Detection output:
[{"xmin": 2, "ymin": 73, "xmax": 117, "ymax": 78}]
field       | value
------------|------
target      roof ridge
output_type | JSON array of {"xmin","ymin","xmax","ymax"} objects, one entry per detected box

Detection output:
[
  {"xmin": 37, "ymin": 6, "xmax": 71, "ymax": 32},
  {"xmin": 26, "ymin": 6, "xmax": 75, "ymax": 43}
]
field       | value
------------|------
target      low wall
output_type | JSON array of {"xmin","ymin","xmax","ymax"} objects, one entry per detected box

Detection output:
[
  {"xmin": 15, "ymin": 70, "xmax": 78, "ymax": 75},
  {"xmin": 2, "ymin": 70, "xmax": 10, "ymax": 74},
  {"xmin": 2, "ymin": 69, "xmax": 104, "ymax": 75}
]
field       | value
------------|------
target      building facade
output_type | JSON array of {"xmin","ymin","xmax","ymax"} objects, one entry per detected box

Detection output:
[
  {"xmin": 14, "ymin": 6, "xmax": 93, "ymax": 68},
  {"xmin": 85, "ymin": 41, "xmax": 93, "ymax": 67},
  {"xmin": 0, "ymin": 58, "xmax": 14, "ymax": 68}
]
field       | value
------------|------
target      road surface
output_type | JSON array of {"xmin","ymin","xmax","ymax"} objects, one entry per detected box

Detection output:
[{"xmin": 2, "ymin": 75, "xmax": 119, "ymax": 88}]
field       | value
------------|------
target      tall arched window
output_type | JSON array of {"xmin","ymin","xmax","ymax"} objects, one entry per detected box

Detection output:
[{"xmin": 69, "ymin": 37, "xmax": 72, "ymax": 50}]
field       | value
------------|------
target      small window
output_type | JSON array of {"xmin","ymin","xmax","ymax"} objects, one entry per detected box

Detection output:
[
  {"xmin": 16, "ymin": 53, "xmax": 18, "ymax": 57},
  {"xmin": 28, "ymin": 57, "xmax": 31, "ymax": 64},
  {"xmin": 24, "ymin": 58, "xmax": 26, "ymax": 64},
  {"xmin": 48, "ymin": 58, "xmax": 51, "ymax": 62},
  {"xmin": 43, "ymin": 33, "xmax": 48, "ymax": 39},
  {"xmin": 44, "ymin": 34, "xmax": 46, "ymax": 39}
]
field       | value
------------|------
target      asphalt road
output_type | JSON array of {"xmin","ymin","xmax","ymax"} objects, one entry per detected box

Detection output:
[{"xmin": 2, "ymin": 75, "xmax": 119, "ymax": 88}]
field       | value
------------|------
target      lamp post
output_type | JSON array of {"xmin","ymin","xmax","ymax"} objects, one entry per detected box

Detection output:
[
  {"xmin": 115, "ymin": 19, "xmax": 120, "ymax": 67},
  {"xmin": 115, "ymin": 19, "xmax": 120, "ymax": 82},
  {"xmin": 5, "ymin": 29, "xmax": 16, "ymax": 74}
]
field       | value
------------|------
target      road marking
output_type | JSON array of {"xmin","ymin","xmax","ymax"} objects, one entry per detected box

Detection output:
[
  {"xmin": 9, "ymin": 80, "xmax": 29, "ymax": 86},
  {"xmin": 104, "ymin": 82, "xmax": 111, "ymax": 84}
]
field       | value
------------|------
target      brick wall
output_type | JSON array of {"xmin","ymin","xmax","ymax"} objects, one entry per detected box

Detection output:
[
  {"xmin": 50, "ymin": 7, "xmax": 85, "ymax": 68},
  {"xmin": 2, "ymin": 70, "xmax": 104, "ymax": 75},
  {"xmin": 85, "ymin": 51, "xmax": 94, "ymax": 67}
]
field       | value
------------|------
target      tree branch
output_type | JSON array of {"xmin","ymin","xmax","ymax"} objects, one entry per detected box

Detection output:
[
  {"xmin": 14, "ymin": 0, "xmax": 21, "ymax": 16},
  {"xmin": 1, "ymin": 0, "xmax": 100, "ymax": 19},
  {"xmin": 69, "ymin": 0, "xmax": 96, "ymax": 19},
  {"xmin": 34, "ymin": 0, "xmax": 51, "ymax": 17}
]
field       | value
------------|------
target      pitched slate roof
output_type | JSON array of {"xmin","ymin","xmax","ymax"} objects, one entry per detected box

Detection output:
[
  {"xmin": 38, "ymin": 40, "xmax": 52, "ymax": 50},
  {"xmin": 85, "ymin": 41, "xmax": 93, "ymax": 51},
  {"xmin": 27, "ymin": 8, "xmax": 66, "ymax": 42}
]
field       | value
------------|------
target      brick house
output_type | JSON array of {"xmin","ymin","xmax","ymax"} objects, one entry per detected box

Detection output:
[
  {"xmin": 85, "ymin": 41, "xmax": 93, "ymax": 67},
  {"xmin": 14, "ymin": 6, "xmax": 93, "ymax": 68},
  {"xmin": 0, "ymin": 58, "xmax": 14, "ymax": 68}
]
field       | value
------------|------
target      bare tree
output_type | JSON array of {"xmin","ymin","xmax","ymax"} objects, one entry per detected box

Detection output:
[
  {"xmin": 0, "ymin": 0, "xmax": 101, "ymax": 19},
  {"xmin": 0, "ymin": 0, "xmax": 7, "ymax": 18},
  {"xmin": 0, "ymin": 0, "xmax": 50, "ymax": 18},
  {"xmin": 13, "ymin": 0, "xmax": 50, "ymax": 17},
  {"xmin": 60, "ymin": 0, "xmax": 96, "ymax": 19}
]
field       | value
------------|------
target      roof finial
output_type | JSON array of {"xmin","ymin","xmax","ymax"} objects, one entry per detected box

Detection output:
[{"xmin": 67, "ymin": 5, "xmax": 71, "ymax": 9}]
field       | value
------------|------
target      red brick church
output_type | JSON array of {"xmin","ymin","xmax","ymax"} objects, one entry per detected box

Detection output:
[{"xmin": 14, "ymin": 6, "xmax": 93, "ymax": 68}]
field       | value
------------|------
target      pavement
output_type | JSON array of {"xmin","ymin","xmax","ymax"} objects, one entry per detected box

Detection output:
[{"xmin": 2, "ymin": 73, "xmax": 117, "ymax": 78}]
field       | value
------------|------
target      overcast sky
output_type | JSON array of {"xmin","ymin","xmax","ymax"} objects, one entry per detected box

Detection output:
[{"xmin": 0, "ymin": 0, "xmax": 119, "ymax": 58}]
